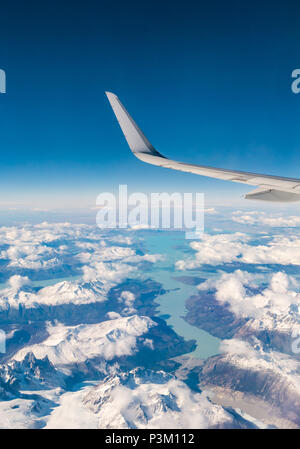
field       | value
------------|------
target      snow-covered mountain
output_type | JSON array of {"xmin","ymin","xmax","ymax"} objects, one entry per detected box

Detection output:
[
  {"xmin": 199, "ymin": 338, "xmax": 300, "ymax": 428},
  {"xmin": 2, "ymin": 220, "xmax": 300, "ymax": 429},
  {"xmin": 185, "ymin": 270, "xmax": 300, "ymax": 356},
  {"xmin": 0, "ymin": 352, "xmax": 64, "ymax": 394},
  {"xmin": 0, "ymin": 351, "xmax": 65, "ymax": 429},
  {"xmin": 82, "ymin": 368, "xmax": 254, "ymax": 429},
  {"xmin": 0, "ymin": 280, "xmax": 107, "ymax": 311},
  {"xmin": 13, "ymin": 316, "xmax": 157, "ymax": 375}
]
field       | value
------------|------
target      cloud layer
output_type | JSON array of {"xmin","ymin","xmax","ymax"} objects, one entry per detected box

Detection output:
[{"xmin": 176, "ymin": 232, "xmax": 300, "ymax": 268}]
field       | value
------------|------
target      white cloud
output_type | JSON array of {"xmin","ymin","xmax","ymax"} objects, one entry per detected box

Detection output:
[
  {"xmin": 176, "ymin": 233, "xmax": 249, "ymax": 268},
  {"xmin": 240, "ymin": 234, "xmax": 300, "ymax": 265},
  {"xmin": 204, "ymin": 207, "xmax": 217, "ymax": 215},
  {"xmin": 109, "ymin": 235, "xmax": 133, "ymax": 245},
  {"xmin": 128, "ymin": 224, "xmax": 150, "ymax": 230},
  {"xmin": 197, "ymin": 269, "xmax": 300, "ymax": 324},
  {"xmin": 232, "ymin": 211, "xmax": 300, "ymax": 227},
  {"xmin": 81, "ymin": 262, "xmax": 135, "ymax": 283},
  {"xmin": 176, "ymin": 232, "xmax": 300, "ymax": 269},
  {"xmin": 106, "ymin": 311, "xmax": 121, "ymax": 320},
  {"xmin": 119, "ymin": 291, "xmax": 136, "ymax": 314},
  {"xmin": 0, "ymin": 223, "xmax": 163, "ymax": 297},
  {"xmin": 120, "ymin": 291, "xmax": 135, "ymax": 305},
  {"xmin": 8, "ymin": 275, "xmax": 31, "ymax": 290},
  {"xmin": 220, "ymin": 338, "xmax": 256, "ymax": 357},
  {"xmin": 125, "ymin": 253, "xmax": 164, "ymax": 264},
  {"xmin": 0, "ymin": 222, "xmax": 165, "ymax": 317}
]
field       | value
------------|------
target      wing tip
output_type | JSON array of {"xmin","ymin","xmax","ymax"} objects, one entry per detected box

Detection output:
[{"xmin": 105, "ymin": 91, "xmax": 117, "ymax": 100}]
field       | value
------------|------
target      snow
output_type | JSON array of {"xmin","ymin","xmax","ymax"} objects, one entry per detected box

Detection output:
[
  {"xmin": 14, "ymin": 316, "xmax": 157, "ymax": 371},
  {"xmin": 82, "ymin": 368, "xmax": 233, "ymax": 429},
  {"xmin": 45, "ymin": 384, "xmax": 99, "ymax": 429}
]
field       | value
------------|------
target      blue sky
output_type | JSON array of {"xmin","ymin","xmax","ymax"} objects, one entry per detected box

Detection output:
[{"xmin": 0, "ymin": 0, "xmax": 299, "ymax": 209}]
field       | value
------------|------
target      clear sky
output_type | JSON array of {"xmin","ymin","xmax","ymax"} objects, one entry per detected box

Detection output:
[{"xmin": 0, "ymin": 0, "xmax": 299, "ymax": 210}]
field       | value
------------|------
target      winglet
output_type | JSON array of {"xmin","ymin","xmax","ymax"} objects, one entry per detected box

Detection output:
[{"xmin": 105, "ymin": 92, "xmax": 163, "ymax": 158}]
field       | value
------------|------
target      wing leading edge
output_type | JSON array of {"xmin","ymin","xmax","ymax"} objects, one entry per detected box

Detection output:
[{"xmin": 105, "ymin": 91, "xmax": 300, "ymax": 202}]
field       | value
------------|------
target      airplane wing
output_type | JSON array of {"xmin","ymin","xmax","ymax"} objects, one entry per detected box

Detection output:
[{"xmin": 105, "ymin": 91, "xmax": 300, "ymax": 202}]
